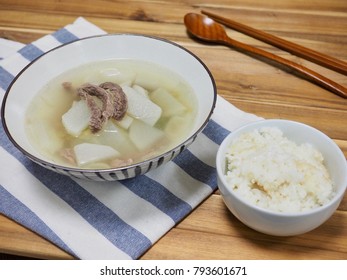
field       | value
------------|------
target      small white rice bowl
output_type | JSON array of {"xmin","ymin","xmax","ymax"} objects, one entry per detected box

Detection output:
[{"xmin": 216, "ymin": 119, "xmax": 347, "ymax": 236}]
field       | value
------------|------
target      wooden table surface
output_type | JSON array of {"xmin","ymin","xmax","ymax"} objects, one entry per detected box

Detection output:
[{"xmin": 0, "ymin": 0, "xmax": 346, "ymax": 260}]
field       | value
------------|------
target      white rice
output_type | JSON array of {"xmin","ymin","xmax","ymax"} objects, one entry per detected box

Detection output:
[{"xmin": 224, "ymin": 127, "xmax": 335, "ymax": 213}]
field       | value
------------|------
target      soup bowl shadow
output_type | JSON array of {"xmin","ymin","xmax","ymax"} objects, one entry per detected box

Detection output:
[{"xmin": 1, "ymin": 34, "xmax": 217, "ymax": 181}]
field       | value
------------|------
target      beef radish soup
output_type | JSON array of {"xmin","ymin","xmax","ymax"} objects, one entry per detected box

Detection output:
[{"xmin": 25, "ymin": 59, "xmax": 198, "ymax": 169}]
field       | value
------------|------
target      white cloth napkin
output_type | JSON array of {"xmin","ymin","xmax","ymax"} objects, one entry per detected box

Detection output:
[
  {"xmin": 0, "ymin": 18, "xmax": 261, "ymax": 259},
  {"xmin": 0, "ymin": 38, "xmax": 25, "ymax": 60}
]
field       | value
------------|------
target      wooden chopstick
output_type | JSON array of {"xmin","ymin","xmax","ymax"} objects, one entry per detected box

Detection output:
[{"xmin": 202, "ymin": 10, "xmax": 347, "ymax": 76}]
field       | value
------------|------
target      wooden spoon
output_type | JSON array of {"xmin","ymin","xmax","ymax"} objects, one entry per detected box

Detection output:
[{"xmin": 184, "ymin": 13, "xmax": 347, "ymax": 99}]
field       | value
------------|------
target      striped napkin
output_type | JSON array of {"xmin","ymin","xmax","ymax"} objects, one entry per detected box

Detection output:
[
  {"xmin": 0, "ymin": 38, "xmax": 25, "ymax": 60},
  {"xmin": 0, "ymin": 18, "xmax": 261, "ymax": 259}
]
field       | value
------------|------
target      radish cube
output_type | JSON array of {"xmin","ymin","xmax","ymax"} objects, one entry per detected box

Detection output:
[
  {"xmin": 122, "ymin": 85, "xmax": 162, "ymax": 126},
  {"xmin": 129, "ymin": 120, "xmax": 165, "ymax": 150},
  {"xmin": 98, "ymin": 121, "xmax": 137, "ymax": 154},
  {"xmin": 150, "ymin": 88, "xmax": 186, "ymax": 117},
  {"xmin": 62, "ymin": 100, "xmax": 91, "ymax": 137},
  {"xmin": 132, "ymin": 84, "xmax": 149, "ymax": 98},
  {"xmin": 114, "ymin": 114, "xmax": 134, "ymax": 130},
  {"xmin": 73, "ymin": 143, "xmax": 120, "ymax": 166}
]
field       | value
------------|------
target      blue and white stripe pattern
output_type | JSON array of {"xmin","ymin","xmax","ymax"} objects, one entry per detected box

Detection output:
[{"xmin": 0, "ymin": 18, "xmax": 261, "ymax": 259}]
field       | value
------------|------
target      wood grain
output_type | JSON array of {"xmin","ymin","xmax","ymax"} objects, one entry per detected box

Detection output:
[
  {"xmin": 0, "ymin": 215, "xmax": 73, "ymax": 260},
  {"xmin": 184, "ymin": 13, "xmax": 347, "ymax": 98},
  {"xmin": 201, "ymin": 10, "xmax": 347, "ymax": 75},
  {"xmin": 142, "ymin": 196, "xmax": 347, "ymax": 260},
  {"xmin": 0, "ymin": 0, "xmax": 346, "ymax": 260}
]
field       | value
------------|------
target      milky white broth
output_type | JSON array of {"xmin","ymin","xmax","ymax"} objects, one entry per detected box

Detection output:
[{"xmin": 25, "ymin": 59, "xmax": 197, "ymax": 169}]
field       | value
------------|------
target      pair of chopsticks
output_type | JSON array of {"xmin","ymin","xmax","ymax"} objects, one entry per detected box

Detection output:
[{"xmin": 201, "ymin": 10, "xmax": 347, "ymax": 99}]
